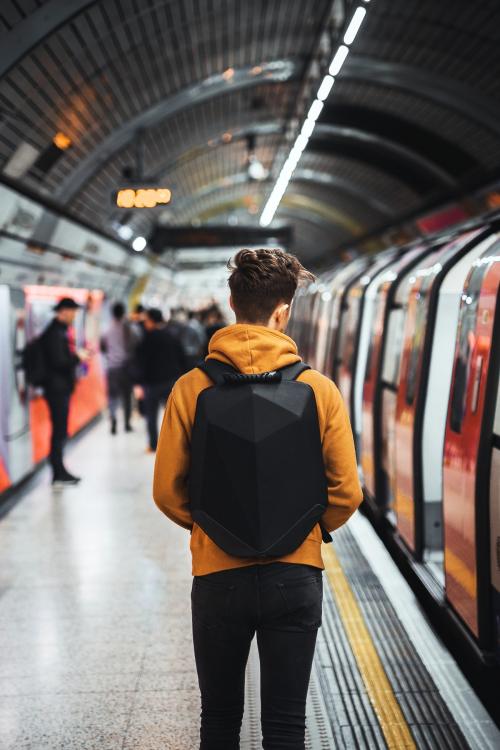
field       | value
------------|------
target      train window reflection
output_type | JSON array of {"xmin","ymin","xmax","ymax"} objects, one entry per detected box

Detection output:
[
  {"xmin": 449, "ymin": 263, "xmax": 489, "ymax": 433},
  {"xmin": 405, "ymin": 277, "xmax": 433, "ymax": 406}
]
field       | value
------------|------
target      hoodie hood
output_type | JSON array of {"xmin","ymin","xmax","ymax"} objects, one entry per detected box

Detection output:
[{"xmin": 207, "ymin": 323, "xmax": 301, "ymax": 374}]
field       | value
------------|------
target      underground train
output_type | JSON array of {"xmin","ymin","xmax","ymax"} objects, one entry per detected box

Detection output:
[
  {"xmin": 0, "ymin": 180, "xmax": 179, "ymax": 495},
  {"xmin": 288, "ymin": 216, "xmax": 500, "ymax": 661}
]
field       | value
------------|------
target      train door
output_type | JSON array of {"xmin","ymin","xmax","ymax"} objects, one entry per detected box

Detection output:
[
  {"xmin": 24, "ymin": 285, "xmax": 105, "ymax": 463},
  {"xmin": 336, "ymin": 248, "xmax": 399, "ymax": 453},
  {"xmin": 490, "ymin": 381, "xmax": 500, "ymax": 655},
  {"xmin": 312, "ymin": 269, "xmax": 338, "ymax": 374},
  {"xmin": 443, "ymin": 246, "xmax": 500, "ymax": 648},
  {"xmin": 0, "ymin": 286, "xmax": 32, "ymax": 491},
  {"xmin": 324, "ymin": 257, "xmax": 371, "ymax": 381},
  {"xmin": 393, "ymin": 227, "xmax": 490, "ymax": 563},
  {"xmin": 361, "ymin": 241, "xmax": 444, "ymax": 511},
  {"xmin": 361, "ymin": 287, "xmax": 387, "ymax": 504},
  {"xmin": 307, "ymin": 286, "xmax": 323, "ymax": 369}
]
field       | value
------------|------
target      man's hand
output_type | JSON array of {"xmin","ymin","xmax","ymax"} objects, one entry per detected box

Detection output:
[{"xmin": 76, "ymin": 348, "xmax": 91, "ymax": 362}]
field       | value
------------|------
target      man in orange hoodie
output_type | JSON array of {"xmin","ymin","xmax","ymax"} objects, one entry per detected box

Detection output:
[{"xmin": 153, "ymin": 248, "xmax": 363, "ymax": 749}]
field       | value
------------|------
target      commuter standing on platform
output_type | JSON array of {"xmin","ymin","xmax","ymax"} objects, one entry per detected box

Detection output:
[
  {"xmin": 153, "ymin": 249, "xmax": 363, "ymax": 750},
  {"xmin": 183, "ymin": 310, "xmax": 207, "ymax": 369},
  {"xmin": 42, "ymin": 297, "xmax": 89, "ymax": 486},
  {"xmin": 200, "ymin": 304, "xmax": 226, "ymax": 358},
  {"xmin": 134, "ymin": 308, "xmax": 187, "ymax": 452},
  {"xmin": 101, "ymin": 302, "xmax": 135, "ymax": 435}
]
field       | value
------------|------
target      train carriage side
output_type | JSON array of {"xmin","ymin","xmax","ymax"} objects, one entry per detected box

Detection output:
[
  {"xmin": 443, "ymin": 246, "xmax": 500, "ymax": 650},
  {"xmin": 0, "ymin": 285, "xmax": 31, "ymax": 491},
  {"xmin": 314, "ymin": 257, "xmax": 372, "ymax": 379},
  {"xmin": 336, "ymin": 247, "xmax": 401, "ymax": 451},
  {"xmin": 309, "ymin": 269, "xmax": 338, "ymax": 372},
  {"xmin": 392, "ymin": 227, "xmax": 491, "ymax": 563},
  {"xmin": 360, "ymin": 243, "xmax": 442, "ymax": 509}
]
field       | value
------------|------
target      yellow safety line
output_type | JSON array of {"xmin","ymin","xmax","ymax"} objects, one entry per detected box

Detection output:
[{"xmin": 323, "ymin": 544, "xmax": 417, "ymax": 749}]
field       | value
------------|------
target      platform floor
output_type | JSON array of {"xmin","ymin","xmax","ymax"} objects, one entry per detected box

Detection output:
[{"xmin": 0, "ymin": 417, "xmax": 498, "ymax": 749}]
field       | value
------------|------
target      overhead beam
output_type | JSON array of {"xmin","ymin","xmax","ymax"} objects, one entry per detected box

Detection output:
[
  {"xmin": 0, "ymin": 0, "xmax": 96, "ymax": 80},
  {"xmin": 171, "ymin": 169, "xmax": 394, "ymax": 225},
  {"xmin": 148, "ymin": 122, "xmax": 284, "ymax": 183},
  {"xmin": 54, "ymin": 59, "xmax": 300, "ymax": 204},
  {"xmin": 293, "ymin": 169, "xmax": 395, "ymax": 217},
  {"xmin": 344, "ymin": 56, "xmax": 500, "ymax": 138},
  {"xmin": 310, "ymin": 123, "xmax": 453, "ymax": 193}
]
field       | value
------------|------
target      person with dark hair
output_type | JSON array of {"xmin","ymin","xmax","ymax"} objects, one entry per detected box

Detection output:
[
  {"xmin": 101, "ymin": 301, "xmax": 136, "ymax": 435},
  {"xmin": 130, "ymin": 303, "xmax": 146, "ymax": 337},
  {"xmin": 153, "ymin": 248, "xmax": 363, "ymax": 748},
  {"xmin": 134, "ymin": 308, "xmax": 187, "ymax": 452},
  {"xmin": 184, "ymin": 310, "xmax": 207, "ymax": 368},
  {"xmin": 201, "ymin": 304, "xmax": 226, "ymax": 357},
  {"xmin": 41, "ymin": 297, "xmax": 89, "ymax": 486}
]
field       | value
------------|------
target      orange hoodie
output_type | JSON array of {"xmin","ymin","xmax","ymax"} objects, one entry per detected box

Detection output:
[{"xmin": 153, "ymin": 324, "xmax": 363, "ymax": 575}]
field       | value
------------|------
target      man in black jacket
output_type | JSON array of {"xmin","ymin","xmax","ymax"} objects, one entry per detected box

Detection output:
[
  {"xmin": 134, "ymin": 308, "xmax": 187, "ymax": 452},
  {"xmin": 42, "ymin": 297, "xmax": 87, "ymax": 486}
]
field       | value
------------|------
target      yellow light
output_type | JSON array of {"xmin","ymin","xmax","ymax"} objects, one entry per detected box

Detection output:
[
  {"xmin": 53, "ymin": 131, "xmax": 72, "ymax": 150},
  {"xmin": 115, "ymin": 187, "xmax": 172, "ymax": 208},
  {"xmin": 156, "ymin": 188, "xmax": 171, "ymax": 204},
  {"xmin": 116, "ymin": 189, "xmax": 136, "ymax": 208},
  {"xmin": 143, "ymin": 189, "xmax": 157, "ymax": 208},
  {"xmin": 134, "ymin": 189, "xmax": 146, "ymax": 208}
]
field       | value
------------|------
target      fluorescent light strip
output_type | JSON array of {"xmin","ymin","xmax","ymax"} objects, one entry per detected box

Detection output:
[
  {"xmin": 260, "ymin": 5, "xmax": 369, "ymax": 227},
  {"xmin": 329, "ymin": 44, "xmax": 349, "ymax": 76},
  {"xmin": 307, "ymin": 99, "xmax": 324, "ymax": 121},
  {"xmin": 301, "ymin": 118, "xmax": 315, "ymax": 138},
  {"xmin": 316, "ymin": 74, "xmax": 335, "ymax": 101},
  {"xmin": 343, "ymin": 6, "xmax": 367, "ymax": 45}
]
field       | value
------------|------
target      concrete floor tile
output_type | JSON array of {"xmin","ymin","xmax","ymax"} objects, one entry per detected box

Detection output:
[{"xmin": 0, "ymin": 691, "xmax": 135, "ymax": 749}]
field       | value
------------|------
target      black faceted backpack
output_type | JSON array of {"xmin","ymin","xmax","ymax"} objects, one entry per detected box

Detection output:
[{"xmin": 188, "ymin": 359, "xmax": 330, "ymax": 558}]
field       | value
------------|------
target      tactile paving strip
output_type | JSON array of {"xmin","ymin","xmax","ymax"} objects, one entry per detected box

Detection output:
[
  {"xmin": 329, "ymin": 525, "xmax": 471, "ymax": 750},
  {"xmin": 241, "ymin": 525, "xmax": 472, "ymax": 749}
]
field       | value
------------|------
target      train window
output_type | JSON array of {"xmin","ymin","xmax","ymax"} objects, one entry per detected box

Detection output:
[
  {"xmin": 449, "ymin": 263, "xmax": 489, "ymax": 433},
  {"xmin": 405, "ymin": 276, "xmax": 433, "ymax": 406},
  {"xmin": 339, "ymin": 298, "xmax": 359, "ymax": 370}
]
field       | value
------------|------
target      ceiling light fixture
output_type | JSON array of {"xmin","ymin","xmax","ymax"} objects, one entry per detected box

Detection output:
[
  {"xmin": 117, "ymin": 224, "xmax": 133, "ymax": 240},
  {"xmin": 343, "ymin": 7, "xmax": 367, "ymax": 45},
  {"xmin": 132, "ymin": 236, "xmax": 147, "ymax": 252},
  {"xmin": 316, "ymin": 75, "xmax": 335, "ymax": 101},
  {"xmin": 260, "ymin": 6, "xmax": 369, "ymax": 227},
  {"xmin": 329, "ymin": 45, "xmax": 350, "ymax": 76}
]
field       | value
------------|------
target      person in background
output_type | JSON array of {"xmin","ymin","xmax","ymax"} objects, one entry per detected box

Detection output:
[
  {"xmin": 42, "ymin": 297, "xmax": 90, "ymax": 486},
  {"xmin": 166, "ymin": 307, "xmax": 188, "ymax": 342},
  {"xmin": 183, "ymin": 310, "xmax": 207, "ymax": 369},
  {"xmin": 130, "ymin": 303, "xmax": 146, "ymax": 338},
  {"xmin": 201, "ymin": 304, "xmax": 226, "ymax": 357},
  {"xmin": 129, "ymin": 303, "xmax": 147, "ymax": 416},
  {"xmin": 134, "ymin": 308, "xmax": 187, "ymax": 452},
  {"xmin": 101, "ymin": 302, "xmax": 135, "ymax": 435}
]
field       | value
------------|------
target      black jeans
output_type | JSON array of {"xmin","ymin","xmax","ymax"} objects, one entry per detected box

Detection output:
[
  {"xmin": 191, "ymin": 562, "xmax": 323, "ymax": 750},
  {"xmin": 106, "ymin": 366, "xmax": 132, "ymax": 425},
  {"xmin": 143, "ymin": 380, "xmax": 174, "ymax": 450},
  {"xmin": 45, "ymin": 390, "xmax": 71, "ymax": 478}
]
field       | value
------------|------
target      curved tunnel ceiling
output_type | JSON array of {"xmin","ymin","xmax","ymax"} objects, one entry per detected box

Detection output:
[{"xmin": 0, "ymin": 0, "xmax": 500, "ymax": 265}]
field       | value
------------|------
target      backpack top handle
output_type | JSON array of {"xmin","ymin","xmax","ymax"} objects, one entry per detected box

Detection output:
[{"xmin": 198, "ymin": 359, "xmax": 310, "ymax": 386}]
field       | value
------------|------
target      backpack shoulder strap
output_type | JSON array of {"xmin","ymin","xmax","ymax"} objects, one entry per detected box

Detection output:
[
  {"xmin": 198, "ymin": 359, "xmax": 239, "ymax": 385},
  {"xmin": 278, "ymin": 361, "xmax": 311, "ymax": 381}
]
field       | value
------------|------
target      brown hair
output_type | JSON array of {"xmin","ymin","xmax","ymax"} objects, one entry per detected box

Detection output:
[{"xmin": 228, "ymin": 248, "xmax": 314, "ymax": 323}]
